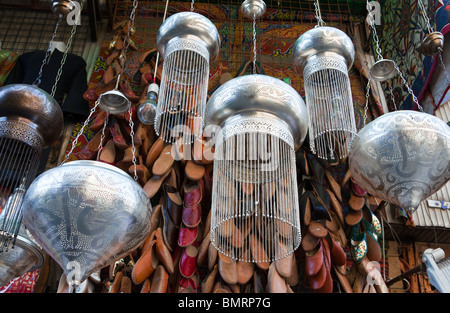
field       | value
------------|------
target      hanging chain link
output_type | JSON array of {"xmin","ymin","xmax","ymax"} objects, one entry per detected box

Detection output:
[
  {"xmin": 61, "ymin": 99, "xmax": 101, "ymax": 165},
  {"xmin": 252, "ymin": 15, "xmax": 257, "ymax": 74},
  {"xmin": 313, "ymin": 0, "xmax": 325, "ymax": 27},
  {"xmin": 128, "ymin": 106, "xmax": 138, "ymax": 181},
  {"xmin": 366, "ymin": 0, "xmax": 383, "ymax": 61},
  {"xmin": 190, "ymin": 0, "xmax": 195, "ymax": 12},
  {"xmin": 364, "ymin": 76, "xmax": 371, "ymax": 126},
  {"xmin": 32, "ymin": 14, "xmax": 64, "ymax": 87},
  {"xmin": 388, "ymin": 84, "xmax": 398, "ymax": 111},
  {"xmin": 97, "ymin": 112, "xmax": 110, "ymax": 160},
  {"xmin": 51, "ymin": 0, "xmax": 86, "ymax": 98},
  {"xmin": 417, "ymin": 0, "xmax": 434, "ymax": 34},
  {"xmin": 392, "ymin": 62, "xmax": 423, "ymax": 112}
]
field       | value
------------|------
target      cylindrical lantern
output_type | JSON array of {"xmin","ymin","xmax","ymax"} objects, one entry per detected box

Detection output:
[
  {"xmin": 205, "ymin": 74, "xmax": 309, "ymax": 262},
  {"xmin": 349, "ymin": 110, "xmax": 450, "ymax": 212},
  {"xmin": 293, "ymin": 26, "xmax": 357, "ymax": 160},
  {"xmin": 0, "ymin": 84, "xmax": 63, "ymax": 251},
  {"xmin": 155, "ymin": 11, "xmax": 220, "ymax": 145}
]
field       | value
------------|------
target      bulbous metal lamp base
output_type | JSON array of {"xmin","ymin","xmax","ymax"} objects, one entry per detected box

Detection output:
[
  {"xmin": 369, "ymin": 59, "xmax": 397, "ymax": 82},
  {"xmin": 418, "ymin": 32, "xmax": 444, "ymax": 56}
]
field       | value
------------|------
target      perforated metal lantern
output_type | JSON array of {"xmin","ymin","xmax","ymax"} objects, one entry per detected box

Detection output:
[
  {"xmin": 293, "ymin": 26, "xmax": 357, "ymax": 160},
  {"xmin": 21, "ymin": 160, "xmax": 153, "ymax": 289},
  {"xmin": 0, "ymin": 84, "xmax": 63, "ymax": 251},
  {"xmin": 155, "ymin": 11, "xmax": 220, "ymax": 145},
  {"xmin": 349, "ymin": 110, "xmax": 450, "ymax": 212},
  {"xmin": 205, "ymin": 74, "xmax": 309, "ymax": 263}
]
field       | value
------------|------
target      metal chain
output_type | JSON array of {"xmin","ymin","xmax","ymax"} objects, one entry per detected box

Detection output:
[
  {"xmin": 392, "ymin": 61, "xmax": 423, "ymax": 112},
  {"xmin": 366, "ymin": 0, "xmax": 383, "ymax": 61},
  {"xmin": 313, "ymin": 0, "xmax": 325, "ymax": 27},
  {"xmin": 417, "ymin": 0, "xmax": 434, "ymax": 34},
  {"xmin": 128, "ymin": 105, "xmax": 138, "ymax": 182},
  {"xmin": 51, "ymin": 0, "xmax": 86, "ymax": 98},
  {"xmin": 364, "ymin": 76, "xmax": 371, "ymax": 126},
  {"xmin": 437, "ymin": 48, "xmax": 450, "ymax": 87},
  {"xmin": 61, "ymin": 99, "xmax": 101, "ymax": 165},
  {"xmin": 97, "ymin": 112, "xmax": 110, "ymax": 160},
  {"xmin": 32, "ymin": 14, "xmax": 63, "ymax": 87},
  {"xmin": 123, "ymin": 0, "xmax": 138, "ymax": 56},
  {"xmin": 190, "ymin": 0, "xmax": 195, "ymax": 12},
  {"xmin": 252, "ymin": 15, "xmax": 257, "ymax": 74},
  {"xmin": 153, "ymin": 0, "xmax": 170, "ymax": 83},
  {"xmin": 388, "ymin": 84, "xmax": 398, "ymax": 111}
]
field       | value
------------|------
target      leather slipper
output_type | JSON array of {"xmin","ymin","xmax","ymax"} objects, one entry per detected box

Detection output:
[
  {"xmin": 120, "ymin": 276, "xmax": 132, "ymax": 293},
  {"xmin": 236, "ymin": 248, "xmax": 254, "ymax": 285},
  {"xmin": 325, "ymin": 170, "xmax": 342, "ymax": 202},
  {"xmin": 131, "ymin": 240, "xmax": 158, "ymax": 285},
  {"xmin": 201, "ymin": 264, "xmax": 218, "ymax": 293},
  {"xmin": 197, "ymin": 231, "xmax": 210, "ymax": 266},
  {"xmin": 326, "ymin": 188, "xmax": 345, "ymax": 226},
  {"xmin": 146, "ymin": 138, "xmax": 164, "ymax": 168},
  {"xmin": 349, "ymin": 192, "xmax": 365, "ymax": 211},
  {"xmin": 208, "ymin": 242, "xmax": 218, "ymax": 271},
  {"xmin": 249, "ymin": 234, "xmax": 270, "ymax": 270},
  {"xmin": 179, "ymin": 245, "xmax": 199, "ymax": 279},
  {"xmin": 345, "ymin": 209, "xmax": 363, "ymax": 226},
  {"xmin": 275, "ymin": 241, "xmax": 294, "ymax": 279},
  {"xmin": 308, "ymin": 220, "xmax": 328, "ymax": 238},
  {"xmin": 150, "ymin": 265, "xmax": 169, "ymax": 293},
  {"xmin": 142, "ymin": 169, "xmax": 171, "ymax": 199},
  {"xmin": 305, "ymin": 242, "xmax": 324, "ymax": 277},
  {"xmin": 301, "ymin": 230, "xmax": 320, "ymax": 252},
  {"xmin": 140, "ymin": 279, "xmax": 151, "ymax": 293},
  {"xmin": 218, "ymin": 253, "xmax": 238, "ymax": 285},
  {"xmin": 178, "ymin": 224, "xmax": 199, "ymax": 247},
  {"xmin": 153, "ymin": 144, "xmax": 174, "ymax": 176},
  {"xmin": 267, "ymin": 262, "xmax": 287, "ymax": 293},
  {"xmin": 155, "ymin": 227, "xmax": 174, "ymax": 274},
  {"xmin": 185, "ymin": 160, "xmax": 205, "ymax": 181}
]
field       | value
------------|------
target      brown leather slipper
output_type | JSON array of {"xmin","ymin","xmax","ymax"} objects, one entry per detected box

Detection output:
[
  {"xmin": 201, "ymin": 264, "xmax": 218, "ymax": 293},
  {"xmin": 153, "ymin": 144, "xmax": 174, "ymax": 176},
  {"xmin": 267, "ymin": 262, "xmax": 287, "ymax": 293},
  {"xmin": 345, "ymin": 209, "xmax": 363, "ymax": 226},
  {"xmin": 275, "ymin": 241, "xmax": 294, "ymax": 279},
  {"xmin": 143, "ymin": 170, "xmax": 171, "ymax": 198},
  {"xmin": 185, "ymin": 160, "xmax": 205, "ymax": 181},
  {"xmin": 308, "ymin": 221, "xmax": 328, "ymax": 238},
  {"xmin": 249, "ymin": 234, "xmax": 270, "ymax": 270},
  {"xmin": 218, "ymin": 253, "xmax": 238, "ymax": 285},
  {"xmin": 236, "ymin": 249, "xmax": 254, "ymax": 285},
  {"xmin": 146, "ymin": 138, "xmax": 164, "ymax": 168},
  {"xmin": 349, "ymin": 192, "xmax": 365, "ymax": 211}
]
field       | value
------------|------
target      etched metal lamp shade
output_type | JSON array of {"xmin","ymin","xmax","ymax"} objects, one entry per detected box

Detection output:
[
  {"xmin": 205, "ymin": 74, "xmax": 309, "ymax": 262},
  {"xmin": 0, "ymin": 84, "xmax": 63, "ymax": 250},
  {"xmin": 155, "ymin": 11, "xmax": 220, "ymax": 145},
  {"xmin": 349, "ymin": 110, "xmax": 450, "ymax": 212},
  {"xmin": 293, "ymin": 26, "xmax": 357, "ymax": 160},
  {"xmin": 0, "ymin": 215, "xmax": 44, "ymax": 286},
  {"xmin": 21, "ymin": 160, "xmax": 153, "ymax": 288}
]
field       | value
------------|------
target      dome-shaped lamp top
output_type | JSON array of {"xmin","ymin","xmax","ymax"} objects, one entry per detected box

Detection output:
[
  {"xmin": 0, "ymin": 84, "xmax": 64, "ymax": 148},
  {"xmin": 205, "ymin": 74, "xmax": 309, "ymax": 151},
  {"xmin": 156, "ymin": 11, "xmax": 221, "ymax": 62}
]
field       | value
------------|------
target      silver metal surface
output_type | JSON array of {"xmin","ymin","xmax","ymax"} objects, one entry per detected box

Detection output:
[
  {"xmin": 241, "ymin": 0, "xmax": 266, "ymax": 19},
  {"xmin": 52, "ymin": 0, "xmax": 77, "ymax": 18},
  {"xmin": 418, "ymin": 31, "xmax": 445, "ymax": 56},
  {"xmin": 98, "ymin": 89, "xmax": 131, "ymax": 115},
  {"xmin": 205, "ymin": 74, "xmax": 309, "ymax": 150},
  {"xmin": 21, "ymin": 160, "xmax": 153, "ymax": 287},
  {"xmin": 0, "ymin": 218, "xmax": 44, "ymax": 287},
  {"xmin": 292, "ymin": 26, "xmax": 355, "ymax": 73},
  {"xmin": 0, "ymin": 84, "xmax": 64, "ymax": 149},
  {"xmin": 156, "ymin": 11, "xmax": 220, "ymax": 61},
  {"xmin": 349, "ymin": 110, "xmax": 450, "ymax": 212},
  {"xmin": 369, "ymin": 59, "xmax": 397, "ymax": 82}
]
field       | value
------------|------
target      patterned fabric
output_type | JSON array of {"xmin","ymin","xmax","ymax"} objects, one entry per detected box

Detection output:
[
  {"xmin": 0, "ymin": 270, "xmax": 39, "ymax": 293},
  {"xmin": 0, "ymin": 50, "xmax": 18, "ymax": 87},
  {"xmin": 376, "ymin": 0, "xmax": 440, "ymax": 111}
]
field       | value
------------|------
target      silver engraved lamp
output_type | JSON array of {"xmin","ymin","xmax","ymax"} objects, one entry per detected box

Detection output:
[
  {"xmin": 349, "ymin": 110, "xmax": 450, "ymax": 213},
  {"xmin": 155, "ymin": 11, "xmax": 220, "ymax": 145},
  {"xmin": 293, "ymin": 26, "xmax": 357, "ymax": 160},
  {"xmin": 21, "ymin": 160, "xmax": 153, "ymax": 290},
  {"xmin": 205, "ymin": 74, "xmax": 309, "ymax": 263}
]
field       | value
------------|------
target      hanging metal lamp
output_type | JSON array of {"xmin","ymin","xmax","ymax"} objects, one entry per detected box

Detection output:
[
  {"xmin": 348, "ymin": 110, "xmax": 450, "ymax": 213},
  {"xmin": 0, "ymin": 84, "xmax": 64, "ymax": 252},
  {"xmin": 292, "ymin": 25, "xmax": 357, "ymax": 160},
  {"xmin": 154, "ymin": 10, "xmax": 220, "ymax": 145},
  {"xmin": 206, "ymin": 74, "xmax": 309, "ymax": 262}
]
